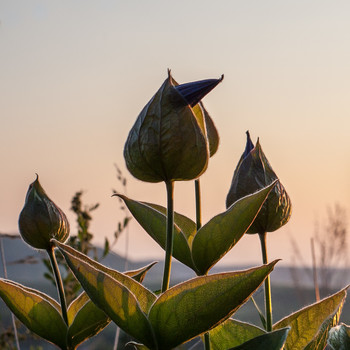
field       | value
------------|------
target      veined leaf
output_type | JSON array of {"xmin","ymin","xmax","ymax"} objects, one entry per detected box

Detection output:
[
  {"xmin": 273, "ymin": 286, "xmax": 348, "ymax": 350},
  {"xmin": 210, "ymin": 319, "xmax": 265, "ymax": 349},
  {"xmin": 0, "ymin": 278, "xmax": 67, "ymax": 349},
  {"xmin": 228, "ymin": 327, "xmax": 290, "ymax": 350},
  {"xmin": 114, "ymin": 194, "xmax": 197, "ymax": 272},
  {"xmin": 67, "ymin": 292, "xmax": 90, "ymax": 325},
  {"xmin": 67, "ymin": 298, "xmax": 110, "ymax": 349},
  {"xmin": 327, "ymin": 323, "xmax": 350, "ymax": 350},
  {"xmin": 54, "ymin": 242, "xmax": 156, "ymax": 349},
  {"xmin": 125, "ymin": 261, "xmax": 158, "ymax": 283},
  {"xmin": 144, "ymin": 201, "xmax": 196, "ymax": 246},
  {"xmin": 192, "ymin": 182, "xmax": 276, "ymax": 275},
  {"xmin": 54, "ymin": 240, "xmax": 156, "ymax": 312},
  {"xmin": 148, "ymin": 261, "xmax": 278, "ymax": 350}
]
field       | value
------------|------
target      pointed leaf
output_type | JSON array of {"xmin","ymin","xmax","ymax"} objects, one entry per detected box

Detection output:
[
  {"xmin": 54, "ymin": 242, "xmax": 156, "ymax": 349},
  {"xmin": 0, "ymin": 279, "xmax": 67, "ymax": 349},
  {"xmin": 192, "ymin": 182, "xmax": 276, "ymax": 275},
  {"xmin": 210, "ymin": 319, "xmax": 265, "ymax": 349},
  {"xmin": 327, "ymin": 323, "xmax": 350, "ymax": 350},
  {"xmin": 54, "ymin": 240, "xmax": 157, "ymax": 312},
  {"xmin": 228, "ymin": 327, "xmax": 290, "ymax": 350},
  {"xmin": 124, "ymin": 261, "xmax": 158, "ymax": 283},
  {"xmin": 148, "ymin": 261, "xmax": 278, "ymax": 350},
  {"xmin": 273, "ymin": 286, "xmax": 348, "ymax": 350},
  {"xmin": 67, "ymin": 298, "xmax": 110, "ymax": 349},
  {"xmin": 115, "ymin": 194, "xmax": 197, "ymax": 272},
  {"xmin": 144, "ymin": 201, "xmax": 197, "ymax": 245},
  {"xmin": 67, "ymin": 292, "xmax": 90, "ymax": 325},
  {"xmin": 8, "ymin": 279, "xmax": 61, "ymax": 311},
  {"xmin": 126, "ymin": 342, "xmax": 151, "ymax": 350}
]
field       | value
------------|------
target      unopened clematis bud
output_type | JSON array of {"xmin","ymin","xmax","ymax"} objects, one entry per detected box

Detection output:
[
  {"xmin": 175, "ymin": 75, "xmax": 224, "ymax": 107},
  {"xmin": 18, "ymin": 175, "xmax": 70, "ymax": 250},
  {"xmin": 226, "ymin": 131, "xmax": 291, "ymax": 233},
  {"xmin": 124, "ymin": 70, "xmax": 223, "ymax": 183}
]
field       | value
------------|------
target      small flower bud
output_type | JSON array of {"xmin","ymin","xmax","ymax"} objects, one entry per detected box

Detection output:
[
  {"xmin": 124, "ymin": 70, "xmax": 222, "ymax": 183},
  {"xmin": 226, "ymin": 132, "xmax": 291, "ymax": 233},
  {"xmin": 18, "ymin": 175, "xmax": 70, "ymax": 250},
  {"xmin": 174, "ymin": 75, "xmax": 224, "ymax": 107}
]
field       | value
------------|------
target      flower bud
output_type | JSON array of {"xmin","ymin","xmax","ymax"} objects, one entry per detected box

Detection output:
[
  {"xmin": 226, "ymin": 131, "xmax": 291, "ymax": 233},
  {"xmin": 124, "ymin": 70, "xmax": 222, "ymax": 183},
  {"xmin": 18, "ymin": 175, "xmax": 70, "ymax": 250}
]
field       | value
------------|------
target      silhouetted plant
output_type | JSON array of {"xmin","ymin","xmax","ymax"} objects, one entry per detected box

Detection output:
[{"xmin": 0, "ymin": 70, "xmax": 349, "ymax": 350}]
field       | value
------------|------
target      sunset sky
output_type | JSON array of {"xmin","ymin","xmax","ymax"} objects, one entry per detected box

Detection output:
[{"xmin": 1, "ymin": 1, "xmax": 349, "ymax": 269}]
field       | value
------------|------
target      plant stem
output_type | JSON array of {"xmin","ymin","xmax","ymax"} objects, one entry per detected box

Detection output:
[
  {"xmin": 195, "ymin": 179, "xmax": 211, "ymax": 349},
  {"xmin": 195, "ymin": 179, "xmax": 202, "ymax": 231},
  {"xmin": 161, "ymin": 181, "xmax": 174, "ymax": 293},
  {"xmin": 259, "ymin": 232, "xmax": 272, "ymax": 332},
  {"xmin": 204, "ymin": 332, "xmax": 211, "ymax": 350},
  {"xmin": 47, "ymin": 246, "xmax": 68, "ymax": 325}
]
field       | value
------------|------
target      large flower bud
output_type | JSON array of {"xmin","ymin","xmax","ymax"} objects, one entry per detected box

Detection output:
[
  {"xmin": 124, "ymin": 71, "xmax": 223, "ymax": 183},
  {"xmin": 226, "ymin": 131, "xmax": 291, "ymax": 233},
  {"xmin": 18, "ymin": 175, "xmax": 70, "ymax": 250}
]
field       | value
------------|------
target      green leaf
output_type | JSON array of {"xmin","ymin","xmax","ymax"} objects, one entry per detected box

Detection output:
[
  {"xmin": 228, "ymin": 327, "xmax": 290, "ymax": 350},
  {"xmin": 250, "ymin": 296, "xmax": 267, "ymax": 329},
  {"xmin": 54, "ymin": 241, "xmax": 156, "ymax": 349},
  {"xmin": 148, "ymin": 261, "xmax": 278, "ymax": 350},
  {"xmin": 273, "ymin": 286, "xmax": 348, "ymax": 350},
  {"xmin": 67, "ymin": 292, "xmax": 90, "ymax": 325},
  {"xmin": 126, "ymin": 342, "xmax": 151, "ymax": 350},
  {"xmin": 327, "ymin": 323, "xmax": 350, "ymax": 350},
  {"xmin": 144, "ymin": 201, "xmax": 197, "ymax": 247},
  {"xmin": 192, "ymin": 182, "xmax": 276, "ymax": 275},
  {"xmin": 124, "ymin": 261, "xmax": 158, "ymax": 283},
  {"xmin": 210, "ymin": 319, "xmax": 265, "ymax": 349},
  {"xmin": 0, "ymin": 278, "xmax": 67, "ymax": 349},
  {"xmin": 54, "ymin": 240, "xmax": 157, "ymax": 313},
  {"xmin": 67, "ymin": 298, "xmax": 110, "ymax": 349},
  {"xmin": 114, "ymin": 194, "xmax": 197, "ymax": 272}
]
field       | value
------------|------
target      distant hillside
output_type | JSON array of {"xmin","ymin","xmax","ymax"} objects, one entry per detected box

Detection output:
[{"xmin": 0, "ymin": 235, "xmax": 349, "ymax": 292}]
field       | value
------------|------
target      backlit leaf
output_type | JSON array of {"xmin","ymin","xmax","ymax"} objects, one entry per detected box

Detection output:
[
  {"xmin": 327, "ymin": 323, "xmax": 350, "ymax": 350},
  {"xmin": 210, "ymin": 319, "xmax": 265, "ymax": 349},
  {"xmin": 0, "ymin": 278, "xmax": 67, "ymax": 349},
  {"xmin": 124, "ymin": 261, "xmax": 158, "ymax": 283},
  {"xmin": 148, "ymin": 261, "xmax": 278, "ymax": 349},
  {"xmin": 273, "ymin": 286, "xmax": 348, "ymax": 350},
  {"xmin": 54, "ymin": 240, "xmax": 156, "ymax": 312},
  {"xmin": 192, "ymin": 182, "xmax": 276, "ymax": 275},
  {"xmin": 55, "ymin": 241, "xmax": 157, "ymax": 348},
  {"xmin": 67, "ymin": 298, "xmax": 110, "ymax": 349},
  {"xmin": 228, "ymin": 327, "xmax": 290, "ymax": 350},
  {"xmin": 114, "ymin": 195, "xmax": 197, "ymax": 272},
  {"xmin": 67, "ymin": 292, "xmax": 90, "ymax": 325}
]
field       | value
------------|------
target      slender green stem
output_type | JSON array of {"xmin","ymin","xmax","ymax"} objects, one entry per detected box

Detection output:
[
  {"xmin": 47, "ymin": 246, "xmax": 68, "ymax": 325},
  {"xmin": 204, "ymin": 332, "xmax": 211, "ymax": 350},
  {"xmin": 195, "ymin": 179, "xmax": 202, "ymax": 231},
  {"xmin": 161, "ymin": 181, "xmax": 174, "ymax": 293},
  {"xmin": 195, "ymin": 179, "xmax": 211, "ymax": 349},
  {"xmin": 259, "ymin": 232, "xmax": 272, "ymax": 332}
]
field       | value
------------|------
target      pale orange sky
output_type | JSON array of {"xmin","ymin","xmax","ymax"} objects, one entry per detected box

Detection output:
[{"xmin": 1, "ymin": 1, "xmax": 349, "ymax": 268}]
